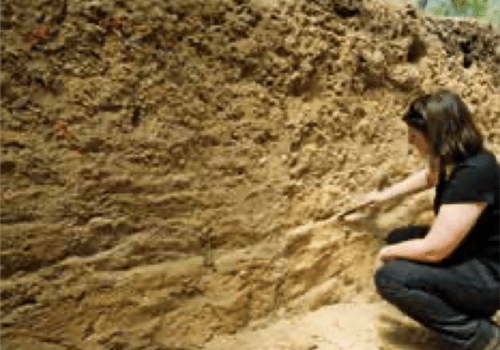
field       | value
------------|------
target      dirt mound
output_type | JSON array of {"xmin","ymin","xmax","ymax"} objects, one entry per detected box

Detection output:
[{"xmin": 2, "ymin": 0, "xmax": 500, "ymax": 349}]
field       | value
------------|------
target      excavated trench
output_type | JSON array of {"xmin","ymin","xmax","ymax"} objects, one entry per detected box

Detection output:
[{"xmin": 1, "ymin": 0, "xmax": 500, "ymax": 349}]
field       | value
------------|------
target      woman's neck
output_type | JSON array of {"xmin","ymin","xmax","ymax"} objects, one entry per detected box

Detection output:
[
  {"xmin": 429, "ymin": 155, "xmax": 455, "ymax": 181},
  {"xmin": 429, "ymin": 155, "xmax": 440, "ymax": 173}
]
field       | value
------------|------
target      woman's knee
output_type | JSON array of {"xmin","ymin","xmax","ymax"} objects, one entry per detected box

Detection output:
[
  {"xmin": 385, "ymin": 225, "xmax": 429, "ymax": 245},
  {"xmin": 374, "ymin": 259, "xmax": 420, "ymax": 298},
  {"xmin": 374, "ymin": 261, "xmax": 402, "ymax": 297},
  {"xmin": 385, "ymin": 227, "xmax": 409, "ymax": 245}
]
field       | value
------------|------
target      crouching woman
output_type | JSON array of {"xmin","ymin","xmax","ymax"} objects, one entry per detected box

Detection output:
[{"xmin": 369, "ymin": 89, "xmax": 500, "ymax": 350}]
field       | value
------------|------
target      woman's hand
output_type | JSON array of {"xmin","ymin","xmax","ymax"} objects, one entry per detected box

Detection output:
[
  {"xmin": 374, "ymin": 247, "xmax": 392, "ymax": 271},
  {"xmin": 374, "ymin": 250, "xmax": 386, "ymax": 271}
]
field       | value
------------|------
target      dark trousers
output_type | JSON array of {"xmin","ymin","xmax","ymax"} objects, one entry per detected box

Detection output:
[{"xmin": 374, "ymin": 225, "xmax": 500, "ymax": 350}]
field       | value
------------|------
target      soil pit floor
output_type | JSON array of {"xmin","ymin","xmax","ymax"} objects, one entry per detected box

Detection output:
[{"xmin": 204, "ymin": 301, "xmax": 443, "ymax": 350}]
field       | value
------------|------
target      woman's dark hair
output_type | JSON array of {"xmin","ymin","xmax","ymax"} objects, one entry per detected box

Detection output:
[{"xmin": 402, "ymin": 89, "xmax": 484, "ymax": 165}]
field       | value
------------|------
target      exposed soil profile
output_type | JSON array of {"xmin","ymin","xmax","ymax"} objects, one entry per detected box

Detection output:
[{"xmin": 1, "ymin": 0, "xmax": 500, "ymax": 349}]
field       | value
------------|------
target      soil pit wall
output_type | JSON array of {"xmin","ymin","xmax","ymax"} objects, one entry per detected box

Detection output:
[{"xmin": 1, "ymin": 0, "xmax": 500, "ymax": 349}]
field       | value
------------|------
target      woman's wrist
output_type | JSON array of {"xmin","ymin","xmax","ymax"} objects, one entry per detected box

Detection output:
[{"xmin": 379, "ymin": 246, "xmax": 392, "ymax": 261}]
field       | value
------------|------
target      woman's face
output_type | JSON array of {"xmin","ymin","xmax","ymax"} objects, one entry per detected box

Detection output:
[{"xmin": 407, "ymin": 126, "xmax": 429, "ymax": 156}]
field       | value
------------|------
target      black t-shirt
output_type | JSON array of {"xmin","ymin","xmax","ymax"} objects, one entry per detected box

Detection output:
[{"xmin": 433, "ymin": 149, "xmax": 500, "ymax": 277}]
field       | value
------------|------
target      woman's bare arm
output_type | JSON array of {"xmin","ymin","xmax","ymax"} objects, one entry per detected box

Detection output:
[{"xmin": 378, "ymin": 167, "xmax": 430, "ymax": 202}]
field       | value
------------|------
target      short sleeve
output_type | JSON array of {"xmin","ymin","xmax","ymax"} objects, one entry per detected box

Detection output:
[{"xmin": 440, "ymin": 156, "xmax": 497, "ymax": 206}]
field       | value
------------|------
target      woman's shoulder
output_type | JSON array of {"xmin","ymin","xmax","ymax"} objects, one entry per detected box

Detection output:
[
  {"xmin": 456, "ymin": 149, "xmax": 499, "ymax": 170},
  {"xmin": 450, "ymin": 149, "xmax": 500, "ymax": 187},
  {"xmin": 438, "ymin": 149, "xmax": 499, "ymax": 206}
]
